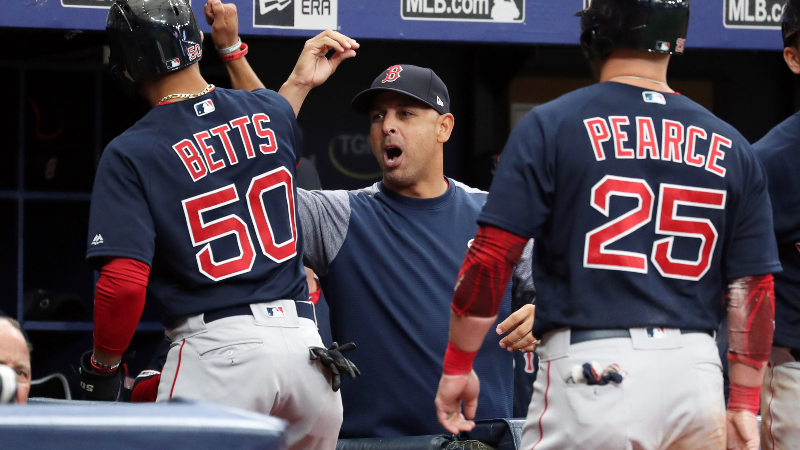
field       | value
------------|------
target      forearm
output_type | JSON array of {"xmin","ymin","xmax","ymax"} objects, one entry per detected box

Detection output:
[
  {"xmin": 93, "ymin": 258, "xmax": 150, "ymax": 365},
  {"xmin": 726, "ymin": 274, "xmax": 775, "ymax": 413},
  {"xmin": 224, "ymin": 57, "xmax": 265, "ymax": 92},
  {"xmin": 444, "ymin": 225, "xmax": 527, "ymax": 374},
  {"xmin": 279, "ymin": 76, "xmax": 312, "ymax": 117},
  {"xmin": 448, "ymin": 311, "xmax": 497, "ymax": 353}
]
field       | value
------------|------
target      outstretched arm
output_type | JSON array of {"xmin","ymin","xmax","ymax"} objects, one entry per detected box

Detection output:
[
  {"xmin": 435, "ymin": 225, "xmax": 528, "ymax": 434},
  {"xmin": 204, "ymin": 0, "xmax": 358, "ymax": 116},
  {"xmin": 725, "ymin": 274, "xmax": 775, "ymax": 450},
  {"xmin": 278, "ymin": 30, "xmax": 359, "ymax": 116},
  {"xmin": 204, "ymin": 0, "xmax": 264, "ymax": 92}
]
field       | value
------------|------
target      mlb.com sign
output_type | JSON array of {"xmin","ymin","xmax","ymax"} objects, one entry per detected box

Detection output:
[
  {"xmin": 724, "ymin": 0, "xmax": 783, "ymax": 29},
  {"xmin": 402, "ymin": 0, "xmax": 524, "ymax": 23},
  {"xmin": 254, "ymin": 0, "xmax": 337, "ymax": 29}
]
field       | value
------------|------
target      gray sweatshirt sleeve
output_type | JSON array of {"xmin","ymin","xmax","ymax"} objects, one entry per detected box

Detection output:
[
  {"xmin": 512, "ymin": 239, "xmax": 536, "ymax": 308},
  {"xmin": 297, "ymin": 189, "xmax": 351, "ymax": 277}
]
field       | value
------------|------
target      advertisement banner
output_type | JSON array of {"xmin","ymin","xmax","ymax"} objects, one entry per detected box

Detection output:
[
  {"xmin": 253, "ymin": 0, "xmax": 337, "ymax": 29},
  {"xmin": 401, "ymin": 0, "xmax": 524, "ymax": 23},
  {"xmin": 723, "ymin": 0, "xmax": 783, "ymax": 29},
  {"xmin": 61, "ymin": 0, "xmax": 113, "ymax": 8}
]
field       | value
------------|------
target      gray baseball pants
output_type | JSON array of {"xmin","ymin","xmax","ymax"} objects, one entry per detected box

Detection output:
[
  {"xmin": 521, "ymin": 328, "xmax": 726, "ymax": 450},
  {"xmin": 156, "ymin": 300, "xmax": 343, "ymax": 450},
  {"xmin": 761, "ymin": 346, "xmax": 800, "ymax": 450}
]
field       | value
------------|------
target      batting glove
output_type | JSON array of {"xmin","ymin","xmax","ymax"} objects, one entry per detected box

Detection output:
[
  {"xmin": 309, "ymin": 342, "xmax": 361, "ymax": 392},
  {"xmin": 77, "ymin": 351, "xmax": 123, "ymax": 401}
]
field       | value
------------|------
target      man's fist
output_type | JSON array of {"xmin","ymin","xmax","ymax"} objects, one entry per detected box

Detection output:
[{"xmin": 204, "ymin": 0, "xmax": 239, "ymax": 50}]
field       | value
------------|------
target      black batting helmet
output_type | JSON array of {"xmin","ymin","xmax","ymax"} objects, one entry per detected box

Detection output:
[
  {"xmin": 783, "ymin": 0, "xmax": 800, "ymax": 47},
  {"xmin": 106, "ymin": 0, "xmax": 203, "ymax": 92},
  {"xmin": 576, "ymin": 0, "xmax": 691, "ymax": 62}
]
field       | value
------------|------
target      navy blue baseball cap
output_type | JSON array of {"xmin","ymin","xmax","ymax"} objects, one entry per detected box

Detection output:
[{"xmin": 352, "ymin": 64, "xmax": 450, "ymax": 115}]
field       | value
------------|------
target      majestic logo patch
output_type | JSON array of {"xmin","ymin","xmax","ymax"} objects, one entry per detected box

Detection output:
[
  {"xmin": 267, "ymin": 306, "xmax": 285, "ymax": 317},
  {"xmin": 646, "ymin": 327, "xmax": 667, "ymax": 339},
  {"xmin": 643, "ymin": 91, "xmax": 667, "ymax": 105},
  {"xmin": 194, "ymin": 99, "xmax": 215, "ymax": 116},
  {"xmin": 91, "ymin": 234, "xmax": 104, "ymax": 246},
  {"xmin": 382, "ymin": 65, "xmax": 403, "ymax": 83}
]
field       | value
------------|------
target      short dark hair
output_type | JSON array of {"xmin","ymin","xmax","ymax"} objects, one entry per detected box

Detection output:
[{"xmin": 0, "ymin": 317, "xmax": 33, "ymax": 354}]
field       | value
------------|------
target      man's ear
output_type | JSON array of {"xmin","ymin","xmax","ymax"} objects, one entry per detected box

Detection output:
[
  {"xmin": 436, "ymin": 113, "xmax": 455, "ymax": 144},
  {"xmin": 784, "ymin": 45, "xmax": 800, "ymax": 75}
]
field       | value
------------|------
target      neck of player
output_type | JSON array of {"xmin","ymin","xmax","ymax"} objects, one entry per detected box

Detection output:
[
  {"xmin": 140, "ymin": 65, "xmax": 211, "ymax": 107},
  {"xmin": 599, "ymin": 49, "xmax": 674, "ymax": 94}
]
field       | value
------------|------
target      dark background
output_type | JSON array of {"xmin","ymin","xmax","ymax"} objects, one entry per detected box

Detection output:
[{"xmin": 0, "ymin": 27, "xmax": 797, "ymax": 395}]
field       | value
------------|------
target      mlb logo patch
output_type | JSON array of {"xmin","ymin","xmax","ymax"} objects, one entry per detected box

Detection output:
[
  {"xmin": 266, "ymin": 306, "xmax": 285, "ymax": 317},
  {"xmin": 194, "ymin": 99, "xmax": 215, "ymax": 116},
  {"xmin": 646, "ymin": 327, "xmax": 667, "ymax": 339},
  {"xmin": 655, "ymin": 41, "xmax": 671, "ymax": 52},
  {"xmin": 165, "ymin": 57, "xmax": 181, "ymax": 69},
  {"xmin": 643, "ymin": 91, "xmax": 667, "ymax": 105}
]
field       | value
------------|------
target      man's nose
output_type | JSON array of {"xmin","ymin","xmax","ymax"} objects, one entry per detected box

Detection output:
[{"xmin": 382, "ymin": 115, "xmax": 398, "ymax": 136}]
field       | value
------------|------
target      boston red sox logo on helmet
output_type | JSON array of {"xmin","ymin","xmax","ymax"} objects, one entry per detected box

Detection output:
[{"xmin": 381, "ymin": 65, "xmax": 403, "ymax": 83}]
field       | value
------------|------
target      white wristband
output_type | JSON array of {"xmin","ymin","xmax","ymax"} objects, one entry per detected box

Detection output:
[{"xmin": 217, "ymin": 37, "xmax": 242, "ymax": 55}]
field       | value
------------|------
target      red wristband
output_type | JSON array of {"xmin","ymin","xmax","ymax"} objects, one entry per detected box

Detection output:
[
  {"xmin": 443, "ymin": 342, "xmax": 477, "ymax": 375},
  {"xmin": 220, "ymin": 42, "xmax": 248, "ymax": 62},
  {"xmin": 728, "ymin": 382, "xmax": 761, "ymax": 415}
]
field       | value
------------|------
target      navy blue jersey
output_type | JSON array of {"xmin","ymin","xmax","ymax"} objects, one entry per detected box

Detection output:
[
  {"xmin": 299, "ymin": 180, "xmax": 534, "ymax": 437},
  {"xmin": 87, "ymin": 87, "xmax": 307, "ymax": 323},
  {"xmin": 753, "ymin": 111, "xmax": 800, "ymax": 350},
  {"xmin": 481, "ymin": 82, "xmax": 781, "ymax": 337}
]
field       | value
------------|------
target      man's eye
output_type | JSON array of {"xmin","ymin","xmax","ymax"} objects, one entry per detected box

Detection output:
[
  {"xmin": 16, "ymin": 370, "xmax": 29, "ymax": 381},
  {"xmin": 371, "ymin": 113, "xmax": 384, "ymax": 121},
  {"xmin": 401, "ymin": 110, "xmax": 414, "ymax": 116}
]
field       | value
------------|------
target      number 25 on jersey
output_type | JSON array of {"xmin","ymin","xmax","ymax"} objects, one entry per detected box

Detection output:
[{"xmin": 583, "ymin": 175, "xmax": 726, "ymax": 281}]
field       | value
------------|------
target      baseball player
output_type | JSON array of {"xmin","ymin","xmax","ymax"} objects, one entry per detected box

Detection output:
[
  {"xmin": 751, "ymin": 2, "xmax": 800, "ymax": 448},
  {"xmin": 435, "ymin": 1, "xmax": 781, "ymax": 450},
  {"xmin": 211, "ymin": 14, "xmax": 538, "ymax": 433},
  {"xmin": 77, "ymin": 1, "xmax": 359, "ymax": 448}
]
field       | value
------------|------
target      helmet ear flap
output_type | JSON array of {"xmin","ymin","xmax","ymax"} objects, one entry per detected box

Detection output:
[{"xmin": 580, "ymin": 26, "xmax": 615, "ymax": 62}]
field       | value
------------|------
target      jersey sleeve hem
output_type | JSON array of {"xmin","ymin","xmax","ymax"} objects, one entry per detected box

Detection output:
[
  {"xmin": 726, "ymin": 262, "xmax": 783, "ymax": 280},
  {"xmin": 86, "ymin": 248, "xmax": 153, "ymax": 270},
  {"xmin": 477, "ymin": 213, "xmax": 534, "ymax": 240}
]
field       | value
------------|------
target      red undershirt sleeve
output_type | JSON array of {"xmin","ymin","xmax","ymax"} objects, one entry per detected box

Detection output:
[
  {"xmin": 726, "ymin": 274, "xmax": 775, "ymax": 415},
  {"xmin": 452, "ymin": 225, "xmax": 528, "ymax": 317},
  {"xmin": 727, "ymin": 274, "xmax": 775, "ymax": 370},
  {"xmin": 93, "ymin": 258, "xmax": 150, "ymax": 356}
]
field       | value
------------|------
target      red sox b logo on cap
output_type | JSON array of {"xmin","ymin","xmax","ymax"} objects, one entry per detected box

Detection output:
[{"xmin": 381, "ymin": 65, "xmax": 403, "ymax": 83}]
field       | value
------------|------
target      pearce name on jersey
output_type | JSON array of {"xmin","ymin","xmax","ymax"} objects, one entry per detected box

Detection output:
[
  {"xmin": 584, "ymin": 112, "xmax": 729, "ymax": 178},
  {"xmin": 479, "ymin": 82, "xmax": 781, "ymax": 337},
  {"xmin": 86, "ymin": 88, "xmax": 308, "ymax": 323}
]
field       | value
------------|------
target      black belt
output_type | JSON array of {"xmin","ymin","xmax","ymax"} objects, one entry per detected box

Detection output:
[
  {"xmin": 204, "ymin": 301, "xmax": 315, "ymax": 323},
  {"xmin": 790, "ymin": 348, "xmax": 800, "ymax": 361},
  {"xmin": 570, "ymin": 329, "xmax": 714, "ymax": 345}
]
